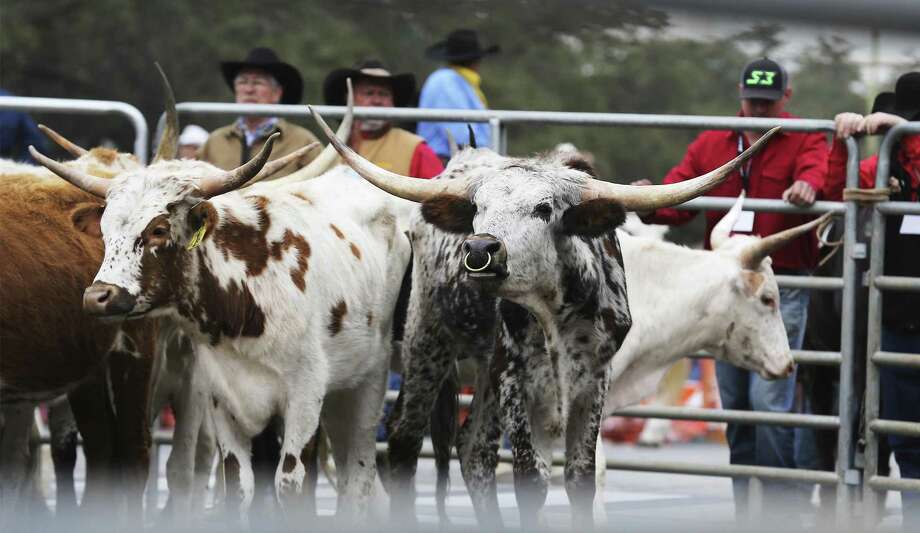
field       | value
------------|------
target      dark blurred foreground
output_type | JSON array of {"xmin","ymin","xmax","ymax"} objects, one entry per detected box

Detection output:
[{"xmin": 9, "ymin": 440, "xmax": 906, "ymax": 532}]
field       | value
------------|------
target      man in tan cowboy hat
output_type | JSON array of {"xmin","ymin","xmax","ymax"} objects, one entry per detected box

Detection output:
[
  {"xmin": 417, "ymin": 29, "xmax": 500, "ymax": 161},
  {"xmin": 199, "ymin": 47, "xmax": 318, "ymax": 178},
  {"xmin": 323, "ymin": 59, "xmax": 443, "ymax": 178}
]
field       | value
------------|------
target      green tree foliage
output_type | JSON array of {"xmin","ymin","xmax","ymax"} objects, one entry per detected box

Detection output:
[
  {"xmin": 733, "ymin": 22, "xmax": 785, "ymax": 57},
  {"xmin": 792, "ymin": 36, "xmax": 865, "ymax": 117}
]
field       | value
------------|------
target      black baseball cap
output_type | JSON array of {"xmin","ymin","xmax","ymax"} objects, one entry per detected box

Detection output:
[{"xmin": 740, "ymin": 58, "xmax": 788, "ymax": 101}]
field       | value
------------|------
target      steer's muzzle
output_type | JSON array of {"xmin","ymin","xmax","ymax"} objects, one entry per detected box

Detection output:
[
  {"xmin": 782, "ymin": 361, "xmax": 796, "ymax": 378},
  {"xmin": 83, "ymin": 282, "xmax": 137, "ymax": 317},
  {"xmin": 760, "ymin": 359, "xmax": 796, "ymax": 380},
  {"xmin": 461, "ymin": 234, "xmax": 508, "ymax": 279}
]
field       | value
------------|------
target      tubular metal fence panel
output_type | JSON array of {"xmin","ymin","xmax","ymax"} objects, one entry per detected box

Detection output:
[
  {"xmin": 0, "ymin": 96, "xmax": 149, "ymax": 163},
  {"xmin": 862, "ymin": 122, "xmax": 920, "ymax": 524}
]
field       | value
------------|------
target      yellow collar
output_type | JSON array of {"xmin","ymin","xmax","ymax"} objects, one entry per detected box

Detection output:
[{"xmin": 451, "ymin": 66, "xmax": 487, "ymax": 107}]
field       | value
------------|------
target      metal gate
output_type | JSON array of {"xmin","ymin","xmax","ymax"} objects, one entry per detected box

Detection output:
[{"xmin": 862, "ymin": 122, "xmax": 920, "ymax": 523}]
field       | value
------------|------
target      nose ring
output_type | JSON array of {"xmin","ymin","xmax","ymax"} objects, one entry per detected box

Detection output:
[{"xmin": 463, "ymin": 251, "xmax": 492, "ymax": 272}]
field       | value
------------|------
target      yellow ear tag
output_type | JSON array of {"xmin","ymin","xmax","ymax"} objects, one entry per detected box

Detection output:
[{"xmin": 186, "ymin": 222, "xmax": 207, "ymax": 251}]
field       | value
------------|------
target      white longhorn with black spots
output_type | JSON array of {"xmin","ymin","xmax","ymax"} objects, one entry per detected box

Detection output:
[
  {"xmin": 480, "ymin": 194, "xmax": 807, "ymax": 525},
  {"xmin": 312, "ymin": 107, "xmax": 779, "ymax": 529}
]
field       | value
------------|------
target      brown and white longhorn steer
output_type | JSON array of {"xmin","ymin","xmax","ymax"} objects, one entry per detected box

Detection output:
[{"xmin": 31, "ymin": 123, "xmax": 412, "ymax": 525}]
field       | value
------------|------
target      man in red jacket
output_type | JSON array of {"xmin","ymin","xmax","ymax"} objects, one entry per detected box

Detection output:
[{"xmin": 634, "ymin": 57, "xmax": 828, "ymax": 519}]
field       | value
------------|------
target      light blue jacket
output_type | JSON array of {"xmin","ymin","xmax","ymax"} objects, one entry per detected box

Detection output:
[{"xmin": 417, "ymin": 68, "xmax": 491, "ymax": 157}]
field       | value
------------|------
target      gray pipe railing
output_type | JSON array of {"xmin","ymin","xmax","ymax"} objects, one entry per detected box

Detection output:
[
  {"xmin": 690, "ymin": 349, "xmax": 841, "ymax": 366},
  {"xmin": 381, "ymin": 390, "xmax": 841, "ymax": 431},
  {"xmin": 369, "ymin": 442, "xmax": 841, "ymax": 486},
  {"xmin": 171, "ymin": 101, "xmax": 838, "ymax": 131},
  {"xmin": 169, "ymin": 102, "xmax": 841, "ymax": 156},
  {"xmin": 0, "ymin": 96, "xmax": 149, "ymax": 163}
]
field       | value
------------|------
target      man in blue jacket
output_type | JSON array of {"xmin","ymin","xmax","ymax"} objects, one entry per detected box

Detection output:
[
  {"xmin": 0, "ymin": 89, "xmax": 45, "ymax": 163},
  {"xmin": 417, "ymin": 29, "xmax": 500, "ymax": 162}
]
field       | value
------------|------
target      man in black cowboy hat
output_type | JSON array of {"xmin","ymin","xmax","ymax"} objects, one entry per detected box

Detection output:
[
  {"xmin": 323, "ymin": 59, "xmax": 442, "ymax": 178},
  {"xmin": 199, "ymin": 47, "xmax": 318, "ymax": 178},
  {"xmin": 828, "ymin": 72, "xmax": 920, "ymax": 528},
  {"xmin": 417, "ymin": 29, "xmax": 500, "ymax": 161}
]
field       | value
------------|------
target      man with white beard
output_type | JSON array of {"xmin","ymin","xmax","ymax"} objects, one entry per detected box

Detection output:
[{"xmin": 323, "ymin": 59, "xmax": 443, "ymax": 179}]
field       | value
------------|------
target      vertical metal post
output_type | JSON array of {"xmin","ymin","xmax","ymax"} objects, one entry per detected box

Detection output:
[
  {"xmin": 748, "ymin": 476, "xmax": 764, "ymax": 522},
  {"xmin": 146, "ymin": 436, "xmax": 160, "ymax": 515},
  {"xmin": 835, "ymin": 137, "xmax": 862, "ymax": 522},
  {"xmin": 863, "ymin": 126, "xmax": 898, "ymax": 524},
  {"xmin": 489, "ymin": 117, "xmax": 502, "ymax": 153}
]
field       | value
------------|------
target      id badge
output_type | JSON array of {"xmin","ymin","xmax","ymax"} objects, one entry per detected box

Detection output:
[
  {"xmin": 732, "ymin": 210, "xmax": 755, "ymax": 233},
  {"xmin": 900, "ymin": 215, "xmax": 920, "ymax": 235}
]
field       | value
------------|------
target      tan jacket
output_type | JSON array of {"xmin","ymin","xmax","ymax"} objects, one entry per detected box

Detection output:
[
  {"xmin": 344, "ymin": 127, "xmax": 423, "ymax": 175},
  {"xmin": 198, "ymin": 119, "xmax": 319, "ymax": 180}
]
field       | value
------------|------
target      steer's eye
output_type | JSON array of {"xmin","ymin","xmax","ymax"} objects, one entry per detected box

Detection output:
[
  {"xmin": 152, "ymin": 227, "xmax": 168, "ymax": 238},
  {"xmin": 760, "ymin": 295, "xmax": 776, "ymax": 309},
  {"xmin": 533, "ymin": 202, "xmax": 553, "ymax": 222}
]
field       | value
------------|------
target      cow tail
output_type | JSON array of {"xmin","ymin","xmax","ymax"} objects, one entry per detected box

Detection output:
[{"xmin": 430, "ymin": 361, "xmax": 459, "ymax": 524}]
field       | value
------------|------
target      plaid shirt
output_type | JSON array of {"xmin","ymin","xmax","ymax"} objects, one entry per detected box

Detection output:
[{"xmin": 235, "ymin": 117, "xmax": 278, "ymax": 147}]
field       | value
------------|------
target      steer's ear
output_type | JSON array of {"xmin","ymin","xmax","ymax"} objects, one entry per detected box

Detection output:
[
  {"xmin": 71, "ymin": 203, "xmax": 105, "ymax": 237},
  {"xmin": 560, "ymin": 154, "xmax": 597, "ymax": 177},
  {"xmin": 421, "ymin": 194, "xmax": 476, "ymax": 234},
  {"xmin": 560, "ymin": 198, "xmax": 626, "ymax": 237},
  {"xmin": 187, "ymin": 201, "xmax": 218, "ymax": 242}
]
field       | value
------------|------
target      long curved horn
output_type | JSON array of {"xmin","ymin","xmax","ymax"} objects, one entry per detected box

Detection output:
[
  {"xmin": 467, "ymin": 124, "xmax": 477, "ymax": 149},
  {"xmin": 153, "ymin": 62, "xmax": 179, "ymax": 163},
  {"xmin": 29, "ymin": 146, "xmax": 111, "ymax": 198},
  {"xmin": 739, "ymin": 211, "xmax": 834, "ymax": 270},
  {"xmin": 243, "ymin": 142, "xmax": 320, "ymax": 187},
  {"xmin": 583, "ymin": 127, "xmax": 780, "ymax": 212},
  {"xmin": 309, "ymin": 106, "xmax": 468, "ymax": 202},
  {"xmin": 199, "ymin": 132, "xmax": 280, "ymax": 198},
  {"xmin": 710, "ymin": 191, "xmax": 746, "ymax": 250},
  {"xmin": 38, "ymin": 124, "xmax": 88, "ymax": 157},
  {"xmin": 269, "ymin": 78, "xmax": 356, "ymax": 185}
]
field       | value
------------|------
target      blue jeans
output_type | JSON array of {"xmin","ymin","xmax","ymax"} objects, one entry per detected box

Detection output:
[
  {"xmin": 377, "ymin": 371, "xmax": 402, "ymax": 442},
  {"xmin": 879, "ymin": 328, "xmax": 920, "ymax": 529},
  {"xmin": 716, "ymin": 286, "xmax": 810, "ymax": 516}
]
